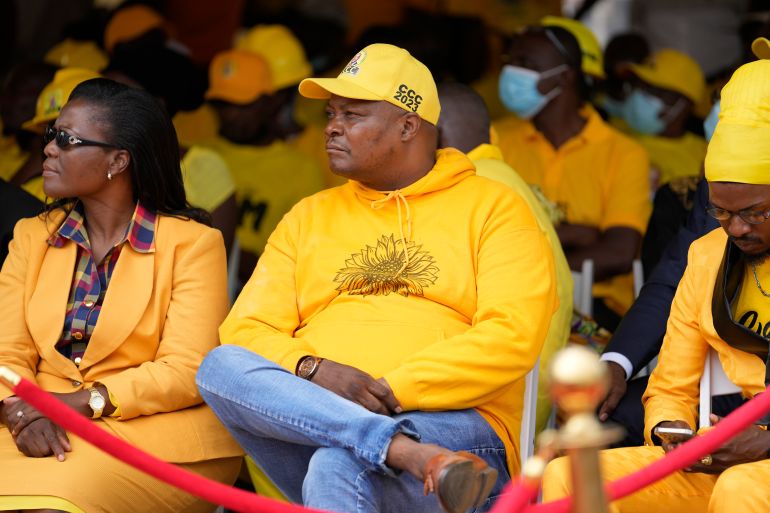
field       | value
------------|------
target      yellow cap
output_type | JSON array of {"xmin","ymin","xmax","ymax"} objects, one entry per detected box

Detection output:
[
  {"xmin": 705, "ymin": 60, "xmax": 770, "ymax": 184},
  {"xmin": 235, "ymin": 25, "xmax": 312, "ymax": 90},
  {"xmin": 752, "ymin": 37, "xmax": 770, "ymax": 60},
  {"xmin": 541, "ymin": 16, "xmax": 605, "ymax": 78},
  {"xmin": 22, "ymin": 68, "xmax": 101, "ymax": 132},
  {"xmin": 627, "ymin": 49, "xmax": 705, "ymax": 104},
  {"xmin": 299, "ymin": 43, "xmax": 440, "ymax": 125},
  {"xmin": 205, "ymin": 50, "xmax": 273, "ymax": 104},
  {"xmin": 44, "ymin": 39, "xmax": 108, "ymax": 71},
  {"xmin": 104, "ymin": 5, "xmax": 165, "ymax": 53}
]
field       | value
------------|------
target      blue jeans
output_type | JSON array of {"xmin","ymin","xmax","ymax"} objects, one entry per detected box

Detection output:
[{"xmin": 196, "ymin": 345, "xmax": 510, "ymax": 513}]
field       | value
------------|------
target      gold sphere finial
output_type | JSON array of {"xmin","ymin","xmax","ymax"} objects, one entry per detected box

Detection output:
[{"xmin": 549, "ymin": 345, "xmax": 609, "ymax": 416}]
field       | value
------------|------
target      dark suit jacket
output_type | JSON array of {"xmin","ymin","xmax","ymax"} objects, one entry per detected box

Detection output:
[
  {"xmin": 0, "ymin": 179, "xmax": 43, "ymax": 266},
  {"xmin": 605, "ymin": 179, "xmax": 719, "ymax": 376}
]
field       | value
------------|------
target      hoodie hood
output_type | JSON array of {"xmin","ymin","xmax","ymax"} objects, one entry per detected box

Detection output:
[
  {"xmin": 346, "ymin": 147, "xmax": 476, "ymax": 276},
  {"xmin": 349, "ymin": 148, "xmax": 476, "ymax": 202}
]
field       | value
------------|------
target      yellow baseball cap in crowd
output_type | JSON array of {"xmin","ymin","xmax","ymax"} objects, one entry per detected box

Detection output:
[
  {"xmin": 627, "ymin": 49, "xmax": 705, "ymax": 104},
  {"xmin": 752, "ymin": 37, "xmax": 770, "ymax": 60},
  {"xmin": 705, "ymin": 60, "xmax": 770, "ymax": 184},
  {"xmin": 44, "ymin": 39, "xmax": 109, "ymax": 71},
  {"xmin": 235, "ymin": 25, "xmax": 312, "ymax": 90},
  {"xmin": 104, "ymin": 5, "xmax": 165, "ymax": 53},
  {"xmin": 205, "ymin": 50, "xmax": 274, "ymax": 105},
  {"xmin": 22, "ymin": 68, "xmax": 101, "ymax": 132},
  {"xmin": 541, "ymin": 16, "xmax": 605, "ymax": 78},
  {"xmin": 299, "ymin": 43, "xmax": 440, "ymax": 125}
]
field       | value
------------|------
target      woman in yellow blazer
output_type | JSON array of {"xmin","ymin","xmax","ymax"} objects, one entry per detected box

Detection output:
[{"xmin": 0, "ymin": 78, "xmax": 242, "ymax": 512}]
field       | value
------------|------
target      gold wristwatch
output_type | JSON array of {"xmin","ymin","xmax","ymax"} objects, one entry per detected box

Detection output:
[
  {"xmin": 87, "ymin": 387, "xmax": 107, "ymax": 419},
  {"xmin": 296, "ymin": 355, "xmax": 324, "ymax": 381}
]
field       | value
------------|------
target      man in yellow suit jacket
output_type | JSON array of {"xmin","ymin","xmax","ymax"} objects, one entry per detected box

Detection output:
[
  {"xmin": 543, "ymin": 57, "xmax": 770, "ymax": 513},
  {"xmin": 197, "ymin": 43, "xmax": 557, "ymax": 513}
]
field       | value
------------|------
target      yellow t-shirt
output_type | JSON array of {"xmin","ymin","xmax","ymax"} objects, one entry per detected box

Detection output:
[
  {"xmin": 203, "ymin": 137, "xmax": 325, "ymax": 255},
  {"xmin": 468, "ymin": 143, "xmax": 571, "ymax": 432},
  {"xmin": 493, "ymin": 108, "xmax": 652, "ymax": 313},
  {"xmin": 173, "ymin": 104, "xmax": 220, "ymax": 148},
  {"xmin": 733, "ymin": 261, "xmax": 770, "ymax": 339},
  {"xmin": 181, "ymin": 146, "xmax": 235, "ymax": 213}
]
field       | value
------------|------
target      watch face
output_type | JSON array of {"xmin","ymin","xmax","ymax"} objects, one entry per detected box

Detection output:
[
  {"xmin": 299, "ymin": 357, "xmax": 316, "ymax": 378},
  {"xmin": 91, "ymin": 395, "xmax": 106, "ymax": 409}
]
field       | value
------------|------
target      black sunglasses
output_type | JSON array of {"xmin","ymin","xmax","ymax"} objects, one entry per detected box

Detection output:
[{"xmin": 43, "ymin": 125, "xmax": 115, "ymax": 150}]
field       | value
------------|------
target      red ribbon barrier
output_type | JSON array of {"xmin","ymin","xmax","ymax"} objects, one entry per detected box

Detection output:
[
  {"xmin": 9, "ymin": 377, "xmax": 329, "ymax": 513},
  {"xmin": 489, "ymin": 478, "xmax": 540, "ymax": 513},
  {"xmin": 525, "ymin": 386, "xmax": 770, "ymax": 513},
  {"xmin": 8, "ymin": 371, "xmax": 770, "ymax": 513}
]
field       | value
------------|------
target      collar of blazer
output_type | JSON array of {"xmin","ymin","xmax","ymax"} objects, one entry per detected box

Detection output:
[
  {"xmin": 712, "ymin": 240, "xmax": 770, "ymax": 384},
  {"xmin": 27, "ymin": 232, "xmax": 155, "ymax": 378}
]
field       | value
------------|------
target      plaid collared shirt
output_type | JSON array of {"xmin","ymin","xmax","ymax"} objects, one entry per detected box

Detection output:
[{"xmin": 48, "ymin": 201, "xmax": 157, "ymax": 365}]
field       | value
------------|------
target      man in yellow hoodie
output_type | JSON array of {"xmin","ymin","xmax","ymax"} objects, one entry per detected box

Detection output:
[
  {"xmin": 543, "ymin": 58, "xmax": 770, "ymax": 513},
  {"xmin": 197, "ymin": 43, "xmax": 557, "ymax": 513}
]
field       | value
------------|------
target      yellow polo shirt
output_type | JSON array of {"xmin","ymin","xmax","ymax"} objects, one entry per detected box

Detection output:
[
  {"xmin": 635, "ymin": 132, "xmax": 707, "ymax": 188},
  {"xmin": 494, "ymin": 107, "xmax": 651, "ymax": 313},
  {"xmin": 180, "ymin": 146, "xmax": 235, "ymax": 213}
]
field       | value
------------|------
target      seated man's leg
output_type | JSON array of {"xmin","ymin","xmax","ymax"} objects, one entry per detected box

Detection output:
[
  {"xmin": 543, "ymin": 446, "xmax": 716, "ymax": 513},
  {"xmin": 709, "ymin": 459, "xmax": 770, "ymax": 513},
  {"xmin": 196, "ymin": 345, "xmax": 419, "ymax": 502},
  {"xmin": 302, "ymin": 409, "xmax": 509, "ymax": 513}
]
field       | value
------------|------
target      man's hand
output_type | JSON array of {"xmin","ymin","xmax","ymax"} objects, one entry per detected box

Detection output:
[
  {"xmin": 311, "ymin": 359, "xmax": 402, "ymax": 415},
  {"xmin": 656, "ymin": 420, "xmax": 693, "ymax": 454},
  {"xmin": 598, "ymin": 361, "xmax": 627, "ymax": 422},
  {"xmin": 13, "ymin": 418, "xmax": 71, "ymax": 460},
  {"xmin": 688, "ymin": 414, "xmax": 770, "ymax": 474}
]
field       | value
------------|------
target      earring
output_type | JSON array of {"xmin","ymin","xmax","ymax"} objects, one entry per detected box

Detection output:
[{"xmin": 107, "ymin": 170, "xmax": 112, "ymax": 181}]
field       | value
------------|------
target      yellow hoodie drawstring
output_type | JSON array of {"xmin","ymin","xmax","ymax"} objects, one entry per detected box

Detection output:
[{"xmin": 371, "ymin": 190, "xmax": 412, "ymax": 275}]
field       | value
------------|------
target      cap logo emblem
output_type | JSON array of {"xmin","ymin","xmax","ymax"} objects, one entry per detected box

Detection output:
[
  {"xmin": 393, "ymin": 84, "xmax": 422, "ymax": 113},
  {"xmin": 222, "ymin": 59, "xmax": 236, "ymax": 78},
  {"xmin": 43, "ymin": 90, "xmax": 64, "ymax": 116},
  {"xmin": 342, "ymin": 50, "xmax": 366, "ymax": 76}
]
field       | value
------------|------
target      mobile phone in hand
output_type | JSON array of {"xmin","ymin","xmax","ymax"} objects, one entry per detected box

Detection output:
[{"xmin": 653, "ymin": 426, "xmax": 695, "ymax": 445}]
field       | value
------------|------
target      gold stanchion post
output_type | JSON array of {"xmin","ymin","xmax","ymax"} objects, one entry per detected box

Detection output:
[{"xmin": 541, "ymin": 345, "xmax": 624, "ymax": 513}]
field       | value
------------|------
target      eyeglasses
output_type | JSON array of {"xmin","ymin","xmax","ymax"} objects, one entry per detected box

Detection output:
[
  {"xmin": 706, "ymin": 205, "xmax": 770, "ymax": 225},
  {"xmin": 43, "ymin": 125, "xmax": 115, "ymax": 150}
]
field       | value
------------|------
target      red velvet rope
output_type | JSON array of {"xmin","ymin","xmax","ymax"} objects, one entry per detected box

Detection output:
[
  {"xmin": 489, "ymin": 479, "xmax": 540, "ymax": 512},
  {"xmin": 525, "ymin": 386, "xmax": 770, "ymax": 513},
  {"xmin": 11, "ymin": 377, "xmax": 328, "ymax": 513},
  {"xmin": 9, "ymin": 376, "xmax": 770, "ymax": 513}
]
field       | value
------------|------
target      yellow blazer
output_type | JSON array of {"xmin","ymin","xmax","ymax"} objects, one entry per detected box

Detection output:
[
  {"xmin": 0, "ymin": 211, "xmax": 242, "ymax": 463},
  {"xmin": 643, "ymin": 228, "xmax": 767, "ymax": 443}
]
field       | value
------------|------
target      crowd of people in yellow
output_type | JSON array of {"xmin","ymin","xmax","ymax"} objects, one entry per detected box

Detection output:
[{"xmin": 1, "ymin": 1, "xmax": 770, "ymax": 512}]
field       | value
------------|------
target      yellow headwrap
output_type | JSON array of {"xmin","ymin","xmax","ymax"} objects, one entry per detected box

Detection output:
[{"xmin": 705, "ymin": 60, "xmax": 770, "ymax": 184}]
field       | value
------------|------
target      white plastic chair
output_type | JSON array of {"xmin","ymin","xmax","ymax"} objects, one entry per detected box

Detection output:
[
  {"xmin": 571, "ymin": 260, "xmax": 594, "ymax": 317},
  {"xmin": 520, "ymin": 358, "xmax": 540, "ymax": 466},
  {"xmin": 227, "ymin": 238, "xmax": 241, "ymax": 304},
  {"xmin": 699, "ymin": 347, "xmax": 742, "ymax": 428}
]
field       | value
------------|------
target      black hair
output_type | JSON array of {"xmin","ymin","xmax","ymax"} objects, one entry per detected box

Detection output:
[
  {"xmin": 46, "ymin": 78, "xmax": 210, "ymax": 225},
  {"xmin": 522, "ymin": 25, "xmax": 589, "ymax": 101}
]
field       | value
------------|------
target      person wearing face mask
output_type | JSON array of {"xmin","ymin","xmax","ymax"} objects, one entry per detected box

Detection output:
[
  {"xmin": 622, "ymin": 51, "xmax": 708, "ymax": 280},
  {"xmin": 494, "ymin": 21, "xmax": 651, "ymax": 330},
  {"xmin": 620, "ymin": 49, "xmax": 708, "ymax": 190}
]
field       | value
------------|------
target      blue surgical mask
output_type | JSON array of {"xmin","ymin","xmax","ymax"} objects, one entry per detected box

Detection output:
[
  {"xmin": 622, "ymin": 89, "xmax": 667, "ymax": 135},
  {"xmin": 600, "ymin": 95, "xmax": 625, "ymax": 119},
  {"xmin": 498, "ymin": 64, "xmax": 568, "ymax": 119},
  {"xmin": 703, "ymin": 99, "xmax": 720, "ymax": 142}
]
